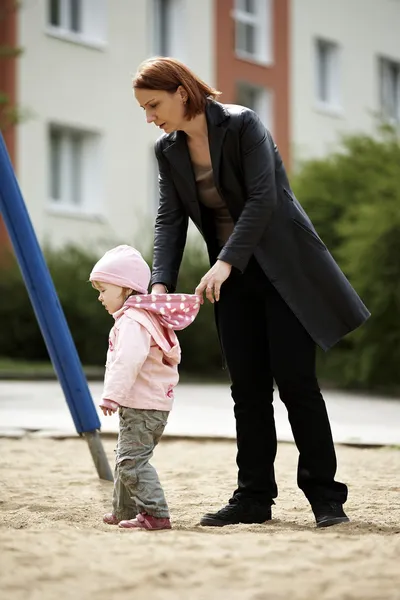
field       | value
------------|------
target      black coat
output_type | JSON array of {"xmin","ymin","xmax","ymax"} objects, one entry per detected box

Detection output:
[{"xmin": 151, "ymin": 100, "xmax": 370, "ymax": 351}]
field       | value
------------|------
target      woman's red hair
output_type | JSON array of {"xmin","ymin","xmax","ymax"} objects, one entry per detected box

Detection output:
[{"xmin": 133, "ymin": 57, "xmax": 221, "ymax": 119}]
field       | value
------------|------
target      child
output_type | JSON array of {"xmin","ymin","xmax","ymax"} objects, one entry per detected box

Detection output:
[{"xmin": 89, "ymin": 245, "xmax": 201, "ymax": 531}]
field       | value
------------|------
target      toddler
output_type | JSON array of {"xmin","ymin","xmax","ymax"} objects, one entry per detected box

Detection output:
[{"xmin": 90, "ymin": 245, "xmax": 201, "ymax": 530}]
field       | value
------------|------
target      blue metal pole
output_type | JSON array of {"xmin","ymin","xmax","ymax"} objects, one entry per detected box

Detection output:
[{"xmin": 0, "ymin": 133, "xmax": 101, "ymax": 435}]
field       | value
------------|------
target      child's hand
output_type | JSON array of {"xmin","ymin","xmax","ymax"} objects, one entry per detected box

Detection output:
[
  {"xmin": 101, "ymin": 406, "xmax": 117, "ymax": 416},
  {"xmin": 99, "ymin": 400, "xmax": 119, "ymax": 416}
]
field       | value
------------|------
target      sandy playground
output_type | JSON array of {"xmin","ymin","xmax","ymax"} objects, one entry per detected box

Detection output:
[{"xmin": 0, "ymin": 435, "xmax": 400, "ymax": 600}]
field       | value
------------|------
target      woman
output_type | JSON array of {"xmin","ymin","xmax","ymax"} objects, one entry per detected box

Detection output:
[{"xmin": 133, "ymin": 57, "xmax": 370, "ymax": 529}]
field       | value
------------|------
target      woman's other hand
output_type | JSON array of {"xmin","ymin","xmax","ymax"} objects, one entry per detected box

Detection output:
[
  {"xmin": 151, "ymin": 284, "xmax": 168, "ymax": 294},
  {"xmin": 195, "ymin": 260, "xmax": 232, "ymax": 303}
]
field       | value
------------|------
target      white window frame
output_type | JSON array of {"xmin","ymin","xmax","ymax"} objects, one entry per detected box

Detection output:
[
  {"xmin": 379, "ymin": 56, "xmax": 400, "ymax": 124},
  {"xmin": 46, "ymin": 0, "xmax": 107, "ymax": 50},
  {"xmin": 314, "ymin": 38, "xmax": 342, "ymax": 115},
  {"xmin": 152, "ymin": 0, "xmax": 185, "ymax": 60},
  {"xmin": 47, "ymin": 124, "xmax": 104, "ymax": 219},
  {"xmin": 236, "ymin": 81, "xmax": 273, "ymax": 131},
  {"xmin": 232, "ymin": 0, "xmax": 273, "ymax": 65}
]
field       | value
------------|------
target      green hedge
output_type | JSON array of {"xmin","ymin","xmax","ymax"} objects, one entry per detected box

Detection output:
[
  {"xmin": 0, "ymin": 241, "xmax": 224, "ymax": 377},
  {"xmin": 1, "ymin": 125, "xmax": 399, "ymax": 389},
  {"xmin": 292, "ymin": 125, "xmax": 400, "ymax": 390}
]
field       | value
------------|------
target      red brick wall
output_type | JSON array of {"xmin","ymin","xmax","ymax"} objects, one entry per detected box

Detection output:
[
  {"xmin": 215, "ymin": 0, "xmax": 290, "ymax": 167},
  {"xmin": 0, "ymin": 0, "xmax": 18, "ymax": 249}
]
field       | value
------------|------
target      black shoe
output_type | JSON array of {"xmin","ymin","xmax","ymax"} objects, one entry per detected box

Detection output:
[
  {"xmin": 312, "ymin": 502, "xmax": 350, "ymax": 528},
  {"xmin": 200, "ymin": 499, "xmax": 272, "ymax": 527}
]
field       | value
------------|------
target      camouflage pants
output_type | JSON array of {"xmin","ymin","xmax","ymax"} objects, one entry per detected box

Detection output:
[{"xmin": 112, "ymin": 407, "xmax": 170, "ymax": 520}]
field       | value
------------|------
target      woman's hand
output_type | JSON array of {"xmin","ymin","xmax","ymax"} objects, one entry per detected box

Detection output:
[
  {"xmin": 151, "ymin": 284, "xmax": 168, "ymax": 294},
  {"xmin": 195, "ymin": 260, "xmax": 232, "ymax": 303}
]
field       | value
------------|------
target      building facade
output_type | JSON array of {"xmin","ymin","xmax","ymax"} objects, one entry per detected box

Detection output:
[
  {"xmin": 290, "ymin": 0, "xmax": 400, "ymax": 160},
  {"xmin": 0, "ymin": 0, "xmax": 399, "ymax": 250},
  {"xmin": 1, "ymin": 0, "xmax": 215, "ymax": 250}
]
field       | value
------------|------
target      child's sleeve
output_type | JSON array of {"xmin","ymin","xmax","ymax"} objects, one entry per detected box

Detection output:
[{"xmin": 101, "ymin": 319, "xmax": 151, "ymax": 406}]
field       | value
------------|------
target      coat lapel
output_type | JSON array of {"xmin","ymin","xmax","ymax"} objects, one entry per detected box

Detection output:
[{"xmin": 206, "ymin": 100, "xmax": 230, "ymax": 191}]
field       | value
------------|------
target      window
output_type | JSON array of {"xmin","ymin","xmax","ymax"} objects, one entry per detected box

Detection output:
[
  {"xmin": 233, "ymin": 0, "xmax": 273, "ymax": 64},
  {"xmin": 47, "ymin": 0, "xmax": 107, "ymax": 46},
  {"xmin": 236, "ymin": 82, "xmax": 272, "ymax": 130},
  {"xmin": 315, "ymin": 39, "xmax": 341, "ymax": 109},
  {"xmin": 379, "ymin": 57, "xmax": 400, "ymax": 123},
  {"xmin": 49, "ymin": 0, "xmax": 81, "ymax": 32},
  {"xmin": 153, "ymin": 0, "xmax": 185, "ymax": 59},
  {"xmin": 48, "ymin": 125, "xmax": 103, "ymax": 214}
]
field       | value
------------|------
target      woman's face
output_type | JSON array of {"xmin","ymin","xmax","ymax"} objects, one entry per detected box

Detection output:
[{"xmin": 134, "ymin": 87, "xmax": 187, "ymax": 134}]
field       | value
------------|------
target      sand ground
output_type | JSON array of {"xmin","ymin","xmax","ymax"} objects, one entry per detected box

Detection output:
[{"xmin": 1, "ymin": 436, "xmax": 399, "ymax": 600}]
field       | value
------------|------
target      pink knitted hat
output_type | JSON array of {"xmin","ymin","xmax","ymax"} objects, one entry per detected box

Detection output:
[{"xmin": 89, "ymin": 245, "xmax": 151, "ymax": 294}]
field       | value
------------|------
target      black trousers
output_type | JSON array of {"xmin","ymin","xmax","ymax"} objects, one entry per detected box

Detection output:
[{"xmin": 217, "ymin": 257, "xmax": 348, "ymax": 507}]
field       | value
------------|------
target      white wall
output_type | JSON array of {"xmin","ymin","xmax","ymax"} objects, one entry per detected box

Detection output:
[
  {"xmin": 183, "ymin": 0, "xmax": 215, "ymax": 85},
  {"xmin": 148, "ymin": 0, "xmax": 216, "ymax": 242},
  {"xmin": 144, "ymin": 0, "xmax": 216, "ymax": 241},
  {"xmin": 291, "ymin": 0, "xmax": 400, "ymax": 161},
  {"xmin": 17, "ymin": 0, "xmax": 215, "ymax": 250}
]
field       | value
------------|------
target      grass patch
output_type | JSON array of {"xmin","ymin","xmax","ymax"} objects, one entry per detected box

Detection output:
[
  {"xmin": 0, "ymin": 358, "xmax": 54, "ymax": 374},
  {"xmin": 0, "ymin": 357, "xmax": 229, "ymax": 384}
]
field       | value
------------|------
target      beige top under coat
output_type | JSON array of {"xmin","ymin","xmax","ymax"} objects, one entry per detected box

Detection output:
[{"xmin": 193, "ymin": 163, "xmax": 234, "ymax": 247}]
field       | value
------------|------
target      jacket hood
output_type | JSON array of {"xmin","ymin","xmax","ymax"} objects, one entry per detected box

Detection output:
[
  {"xmin": 124, "ymin": 293, "xmax": 202, "ymax": 331},
  {"xmin": 114, "ymin": 293, "xmax": 202, "ymax": 366}
]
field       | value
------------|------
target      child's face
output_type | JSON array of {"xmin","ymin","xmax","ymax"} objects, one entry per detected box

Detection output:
[{"xmin": 93, "ymin": 282, "xmax": 129, "ymax": 315}]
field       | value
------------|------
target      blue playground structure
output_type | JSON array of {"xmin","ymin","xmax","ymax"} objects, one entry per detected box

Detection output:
[{"xmin": 0, "ymin": 133, "xmax": 112, "ymax": 481}]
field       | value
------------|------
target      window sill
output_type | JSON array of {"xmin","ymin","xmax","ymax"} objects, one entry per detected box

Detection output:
[
  {"xmin": 45, "ymin": 27, "xmax": 107, "ymax": 51},
  {"xmin": 235, "ymin": 51, "xmax": 273, "ymax": 68},
  {"xmin": 314, "ymin": 102, "xmax": 344, "ymax": 119},
  {"xmin": 46, "ymin": 203, "xmax": 106, "ymax": 222}
]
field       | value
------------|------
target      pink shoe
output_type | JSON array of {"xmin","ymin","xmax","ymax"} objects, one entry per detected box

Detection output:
[
  {"xmin": 103, "ymin": 513, "xmax": 120, "ymax": 525},
  {"xmin": 119, "ymin": 513, "xmax": 171, "ymax": 530}
]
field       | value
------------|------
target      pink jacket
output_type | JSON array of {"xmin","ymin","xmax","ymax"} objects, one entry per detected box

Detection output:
[{"xmin": 100, "ymin": 293, "xmax": 201, "ymax": 412}]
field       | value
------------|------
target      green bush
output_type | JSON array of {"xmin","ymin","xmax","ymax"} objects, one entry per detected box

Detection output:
[
  {"xmin": 2, "ymin": 125, "xmax": 399, "ymax": 389},
  {"xmin": 0, "ymin": 251, "xmax": 47, "ymax": 361},
  {"xmin": 0, "ymin": 241, "xmax": 224, "ymax": 378},
  {"xmin": 292, "ymin": 125, "xmax": 400, "ymax": 390},
  {"xmin": 45, "ymin": 246, "xmax": 111, "ymax": 365},
  {"xmin": 0, "ymin": 245, "xmax": 111, "ymax": 365}
]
